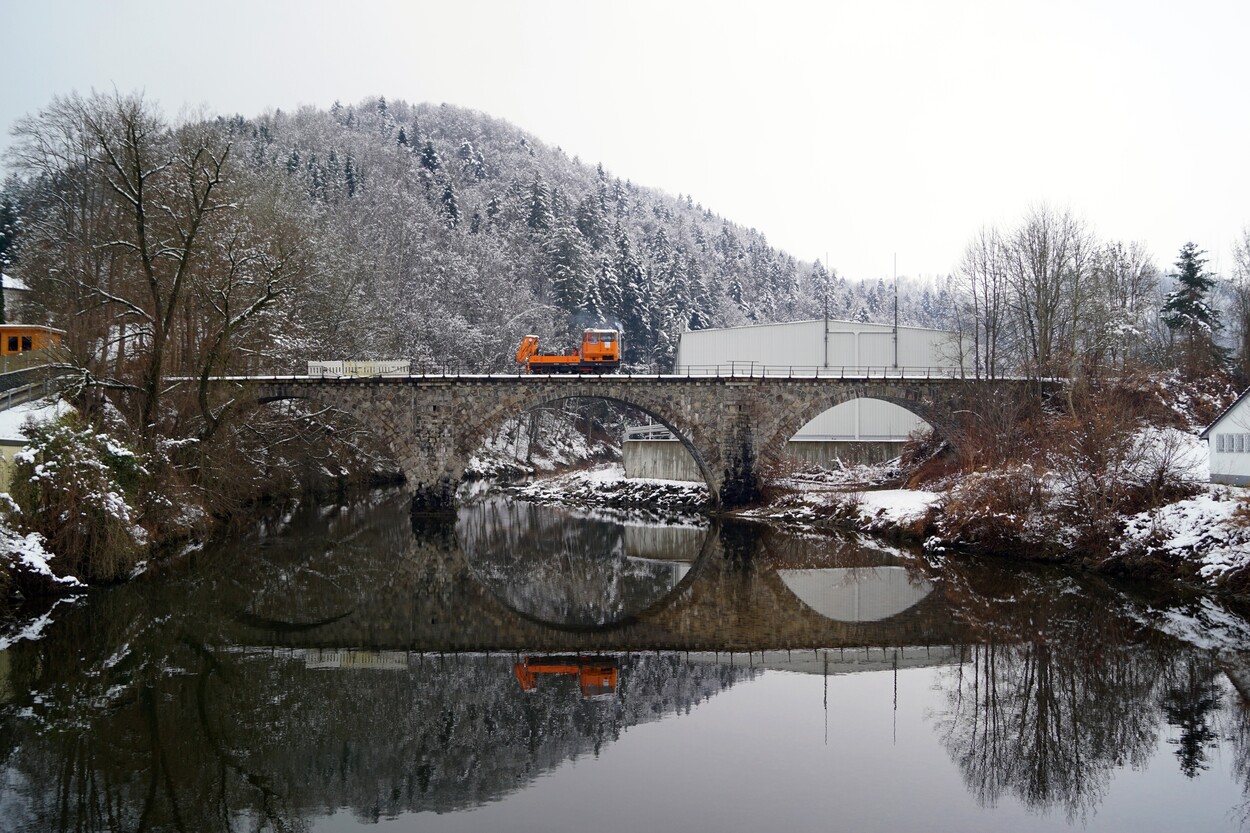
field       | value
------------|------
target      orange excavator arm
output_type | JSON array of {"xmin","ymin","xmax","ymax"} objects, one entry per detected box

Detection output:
[{"xmin": 516, "ymin": 334, "xmax": 540, "ymax": 366}]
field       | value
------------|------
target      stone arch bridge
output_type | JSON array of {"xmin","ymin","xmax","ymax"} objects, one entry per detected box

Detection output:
[{"xmin": 228, "ymin": 374, "xmax": 1038, "ymax": 511}]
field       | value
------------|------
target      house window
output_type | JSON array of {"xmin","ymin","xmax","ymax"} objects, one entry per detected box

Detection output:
[
  {"xmin": 1240, "ymin": 434, "xmax": 1246, "ymax": 453},
  {"xmin": 5, "ymin": 336, "xmax": 15, "ymax": 352},
  {"xmin": 20, "ymin": 336, "xmax": 31, "ymax": 352},
  {"xmin": 1218, "ymin": 434, "xmax": 1226, "ymax": 453}
]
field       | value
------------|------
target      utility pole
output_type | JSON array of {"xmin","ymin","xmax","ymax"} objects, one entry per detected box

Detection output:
[
  {"xmin": 892, "ymin": 253, "xmax": 899, "ymax": 368},
  {"xmin": 823, "ymin": 253, "xmax": 830, "ymax": 369}
]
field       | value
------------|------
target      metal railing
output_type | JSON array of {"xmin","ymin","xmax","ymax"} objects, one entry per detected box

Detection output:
[
  {"xmin": 224, "ymin": 362, "xmax": 990, "ymax": 381},
  {"xmin": 0, "ymin": 347, "xmax": 70, "ymax": 376},
  {"xmin": 0, "ymin": 377, "xmax": 56, "ymax": 416},
  {"xmin": 624, "ymin": 424, "xmax": 678, "ymax": 441}
]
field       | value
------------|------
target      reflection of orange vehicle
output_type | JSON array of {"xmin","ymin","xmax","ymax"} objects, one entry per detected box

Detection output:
[
  {"xmin": 514, "ymin": 655, "xmax": 619, "ymax": 697},
  {"xmin": 516, "ymin": 329, "xmax": 621, "ymax": 374}
]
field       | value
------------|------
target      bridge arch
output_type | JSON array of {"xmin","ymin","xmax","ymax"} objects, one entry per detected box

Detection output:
[
  {"xmin": 466, "ymin": 391, "xmax": 720, "ymax": 496},
  {"xmin": 756, "ymin": 382, "xmax": 949, "ymax": 472},
  {"xmin": 243, "ymin": 389, "xmax": 411, "ymax": 484}
]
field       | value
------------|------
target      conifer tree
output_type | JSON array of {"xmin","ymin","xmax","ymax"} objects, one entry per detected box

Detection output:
[
  {"xmin": 596, "ymin": 253, "xmax": 622, "ymax": 317},
  {"xmin": 1162, "ymin": 242, "xmax": 1223, "ymax": 376},
  {"xmin": 575, "ymin": 196, "xmax": 609, "ymax": 250},
  {"xmin": 526, "ymin": 179, "xmax": 553, "ymax": 231},
  {"xmin": 442, "ymin": 182, "xmax": 460, "ymax": 228},
  {"xmin": 419, "ymin": 141, "xmax": 441, "ymax": 172},
  {"xmin": 580, "ymin": 257, "xmax": 609, "ymax": 321},
  {"xmin": 616, "ymin": 231, "xmax": 651, "ymax": 359},
  {"xmin": 343, "ymin": 154, "xmax": 357, "ymax": 197},
  {"xmin": 547, "ymin": 223, "xmax": 590, "ymax": 310}
]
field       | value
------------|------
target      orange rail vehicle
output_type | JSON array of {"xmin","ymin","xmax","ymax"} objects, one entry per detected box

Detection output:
[
  {"xmin": 514, "ymin": 655, "xmax": 619, "ymax": 698},
  {"xmin": 516, "ymin": 328, "xmax": 621, "ymax": 374}
]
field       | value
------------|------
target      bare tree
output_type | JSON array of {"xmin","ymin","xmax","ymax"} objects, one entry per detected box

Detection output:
[
  {"xmin": 1003, "ymin": 204, "xmax": 1095, "ymax": 381},
  {"xmin": 1230, "ymin": 227, "xmax": 1250, "ymax": 382},
  {"xmin": 957, "ymin": 226, "xmax": 1010, "ymax": 379},
  {"xmin": 1087, "ymin": 241, "xmax": 1158, "ymax": 372},
  {"xmin": 8, "ymin": 92, "xmax": 311, "ymax": 445}
]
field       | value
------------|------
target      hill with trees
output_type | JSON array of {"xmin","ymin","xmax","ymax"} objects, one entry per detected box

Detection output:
[{"xmin": 3, "ymin": 91, "xmax": 1250, "ymax": 590}]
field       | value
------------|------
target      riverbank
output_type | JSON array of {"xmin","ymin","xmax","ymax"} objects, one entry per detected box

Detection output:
[
  {"xmin": 502, "ymin": 437, "xmax": 1250, "ymax": 599},
  {"xmin": 739, "ymin": 429, "xmax": 1250, "ymax": 596}
]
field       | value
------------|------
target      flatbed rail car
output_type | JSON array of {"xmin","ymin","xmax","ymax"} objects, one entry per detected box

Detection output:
[
  {"xmin": 515, "ymin": 328, "xmax": 621, "ymax": 374},
  {"xmin": 307, "ymin": 360, "xmax": 411, "ymax": 377}
]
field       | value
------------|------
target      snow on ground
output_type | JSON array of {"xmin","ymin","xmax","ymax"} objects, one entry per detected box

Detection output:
[
  {"xmin": 508, "ymin": 464, "xmax": 709, "ymax": 516},
  {"xmin": 0, "ymin": 519, "xmax": 83, "ymax": 589},
  {"xmin": 777, "ymin": 459, "xmax": 903, "ymax": 492},
  {"xmin": 0, "ymin": 397, "xmax": 74, "ymax": 440},
  {"xmin": 1118, "ymin": 487, "xmax": 1250, "ymax": 580},
  {"xmin": 856, "ymin": 489, "xmax": 941, "ymax": 525}
]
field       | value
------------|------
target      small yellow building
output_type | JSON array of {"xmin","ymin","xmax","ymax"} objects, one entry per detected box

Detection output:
[{"xmin": 0, "ymin": 324, "xmax": 64, "ymax": 356}]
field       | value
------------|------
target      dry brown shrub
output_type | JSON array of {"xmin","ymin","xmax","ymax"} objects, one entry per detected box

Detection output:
[{"xmin": 937, "ymin": 466, "xmax": 1055, "ymax": 557}]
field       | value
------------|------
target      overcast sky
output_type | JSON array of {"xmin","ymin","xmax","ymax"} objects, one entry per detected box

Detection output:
[{"xmin": 3, "ymin": 0, "xmax": 1248, "ymax": 281}]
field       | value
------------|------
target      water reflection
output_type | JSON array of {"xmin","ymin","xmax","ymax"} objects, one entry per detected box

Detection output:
[
  {"xmin": 456, "ymin": 497, "xmax": 707, "ymax": 630},
  {"xmin": 777, "ymin": 567, "xmax": 934, "ymax": 622},
  {"xmin": 1, "ymin": 490, "xmax": 1250, "ymax": 831}
]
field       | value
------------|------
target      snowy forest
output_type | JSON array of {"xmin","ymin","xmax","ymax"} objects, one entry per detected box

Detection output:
[
  {"xmin": 0, "ymin": 93, "xmax": 957, "ymax": 379},
  {"xmin": 4, "ymin": 93, "xmax": 1249, "ymax": 388}
]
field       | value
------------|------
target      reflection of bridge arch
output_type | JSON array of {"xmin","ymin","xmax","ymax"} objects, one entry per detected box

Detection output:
[
  {"xmin": 776, "ymin": 567, "xmax": 935, "ymax": 623},
  {"xmin": 456, "ymin": 499, "xmax": 714, "ymax": 633}
]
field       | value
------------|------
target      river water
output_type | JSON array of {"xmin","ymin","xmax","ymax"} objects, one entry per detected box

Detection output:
[{"xmin": 3, "ymin": 490, "xmax": 1250, "ymax": 831}]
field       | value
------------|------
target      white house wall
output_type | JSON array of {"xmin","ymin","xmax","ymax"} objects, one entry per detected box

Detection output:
[{"xmin": 1208, "ymin": 396, "xmax": 1250, "ymax": 486}]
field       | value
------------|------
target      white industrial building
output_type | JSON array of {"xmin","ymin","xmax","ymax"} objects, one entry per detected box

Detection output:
[
  {"xmin": 625, "ymin": 319, "xmax": 968, "ymax": 478},
  {"xmin": 1201, "ymin": 389, "xmax": 1250, "ymax": 486},
  {"xmin": 674, "ymin": 318, "xmax": 965, "ymax": 376},
  {"xmin": 676, "ymin": 318, "xmax": 966, "ymax": 449}
]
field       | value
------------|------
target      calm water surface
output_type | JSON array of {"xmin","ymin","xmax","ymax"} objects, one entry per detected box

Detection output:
[{"xmin": 3, "ymin": 490, "xmax": 1250, "ymax": 831}]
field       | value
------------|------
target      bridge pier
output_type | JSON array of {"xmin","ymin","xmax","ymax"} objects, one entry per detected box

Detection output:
[
  {"xmin": 409, "ymin": 476, "xmax": 457, "ymax": 515},
  {"xmin": 718, "ymin": 419, "xmax": 760, "ymax": 508}
]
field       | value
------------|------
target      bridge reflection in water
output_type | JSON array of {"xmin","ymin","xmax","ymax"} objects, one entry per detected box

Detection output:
[{"xmin": 2, "ymin": 490, "xmax": 1250, "ymax": 832}]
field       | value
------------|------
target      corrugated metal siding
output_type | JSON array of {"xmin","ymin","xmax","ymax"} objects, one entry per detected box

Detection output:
[
  {"xmin": 675, "ymin": 320, "xmax": 826, "ymax": 370},
  {"xmin": 674, "ymin": 319, "xmax": 956, "ymax": 441},
  {"xmin": 794, "ymin": 399, "xmax": 929, "ymax": 440},
  {"xmin": 675, "ymin": 318, "xmax": 967, "ymax": 372}
]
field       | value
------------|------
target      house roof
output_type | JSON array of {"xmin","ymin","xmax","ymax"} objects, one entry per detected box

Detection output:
[
  {"xmin": 1199, "ymin": 386, "xmax": 1250, "ymax": 439},
  {"xmin": 1, "ymin": 273, "xmax": 29, "ymax": 292}
]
